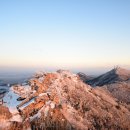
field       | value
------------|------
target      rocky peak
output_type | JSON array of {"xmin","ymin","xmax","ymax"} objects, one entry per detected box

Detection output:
[{"xmin": 114, "ymin": 67, "xmax": 130, "ymax": 78}]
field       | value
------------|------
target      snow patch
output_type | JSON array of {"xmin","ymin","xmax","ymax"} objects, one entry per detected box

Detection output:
[
  {"xmin": 10, "ymin": 114, "xmax": 22, "ymax": 122},
  {"xmin": 50, "ymin": 102, "xmax": 55, "ymax": 109},
  {"xmin": 3, "ymin": 88, "xmax": 22, "ymax": 113},
  {"xmin": 39, "ymin": 93, "xmax": 47, "ymax": 97},
  {"xmin": 44, "ymin": 106, "xmax": 50, "ymax": 117}
]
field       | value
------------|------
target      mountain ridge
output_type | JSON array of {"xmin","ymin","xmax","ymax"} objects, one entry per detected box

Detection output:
[
  {"xmin": 86, "ymin": 67, "xmax": 130, "ymax": 87},
  {"xmin": 0, "ymin": 69, "xmax": 130, "ymax": 130}
]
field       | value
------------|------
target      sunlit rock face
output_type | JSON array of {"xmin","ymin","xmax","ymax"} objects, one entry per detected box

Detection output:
[
  {"xmin": 0, "ymin": 70, "xmax": 130, "ymax": 130},
  {"xmin": 0, "ymin": 106, "xmax": 12, "ymax": 130}
]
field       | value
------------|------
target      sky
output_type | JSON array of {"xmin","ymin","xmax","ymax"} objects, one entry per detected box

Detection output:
[{"xmin": 0, "ymin": 0, "xmax": 130, "ymax": 74}]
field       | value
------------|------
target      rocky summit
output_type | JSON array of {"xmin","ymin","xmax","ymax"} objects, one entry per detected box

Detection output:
[{"xmin": 0, "ymin": 69, "xmax": 130, "ymax": 130}]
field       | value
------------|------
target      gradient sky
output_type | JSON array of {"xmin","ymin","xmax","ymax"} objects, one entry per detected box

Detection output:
[{"xmin": 0, "ymin": 0, "xmax": 130, "ymax": 72}]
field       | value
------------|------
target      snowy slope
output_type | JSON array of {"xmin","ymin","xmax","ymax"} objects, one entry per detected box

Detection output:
[{"xmin": 3, "ymin": 88, "xmax": 22, "ymax": 113}]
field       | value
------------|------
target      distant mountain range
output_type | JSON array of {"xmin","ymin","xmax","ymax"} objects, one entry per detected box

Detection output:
[
  {"xmin": 81, "ymin": 67, "xmax": 130, "ymax": 87},
  {"xmin": 0, "ymin": 72, "xmax": 33, "ymax": 97}
]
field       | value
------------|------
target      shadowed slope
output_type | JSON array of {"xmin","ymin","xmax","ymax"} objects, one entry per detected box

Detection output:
[{"xmin": 87, "ymin": 67, "xmax": 130, "ymax": 87}]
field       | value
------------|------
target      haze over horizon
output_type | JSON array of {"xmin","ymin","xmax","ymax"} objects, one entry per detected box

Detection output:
[{"xmin": 0, "ymin": 0, "xmax": 130, "ymax": 73}]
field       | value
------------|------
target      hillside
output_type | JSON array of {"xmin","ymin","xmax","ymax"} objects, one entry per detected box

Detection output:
[
  {"xmin": 77, "ymin": 72, "xmax": 94, "ymax": 82},
  {"xmin": 0, "ymin": 70, "xmax": 130, "ymax": 130}
]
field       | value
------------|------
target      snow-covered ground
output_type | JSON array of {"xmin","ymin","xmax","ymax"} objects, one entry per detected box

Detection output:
[
  {"xmin": 3, "ymin": 87, "xmax": 22, "ymax": 113},
  {"xmin": 0, "ymin": 86, "xmax": 23, "ymax": 125},
  {"xmin": 3, "ymin": 84, "xmax": 33, "ymax": 112}
]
